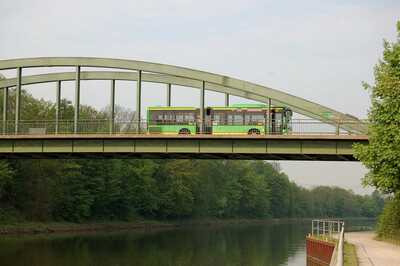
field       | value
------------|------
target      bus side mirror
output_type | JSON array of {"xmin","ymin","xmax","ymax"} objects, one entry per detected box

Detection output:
[{"xmin": 206, "ymin": 108, "xmax": 211, "ymax": 116}]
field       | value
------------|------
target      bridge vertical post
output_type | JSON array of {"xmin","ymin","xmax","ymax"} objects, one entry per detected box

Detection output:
[
  {"xmin": 2, "ymin": 87, "xmax": 8, "ymax": 135},
  {"xmin": 136, "ymin": 70, "xmax": 142, "ymax": 133},
  {"xmin": 166, "ymin": 83, "xmax": 171, "ymax": 107},
  {"xmin": 55, "ymin": 81, "xmax": 61, "ymax": 134},
  {"xmin": 336, "ymin": 120, "xmax": 340, "ymax": 135},
  {"xmin": 267, "ymin": 98, "xmax": 272, "ymax": 134},
  {"xmin": 15, "ymin": 67, "xmax": 22, "ymax": 134},
  {"xmin": 110, "ymin": 79, "xmax": 115, "ymax": 134},
  {"xmin": 225, "ymin": 93, "xmax": 229, "ymax": 107},
  {"xmin": 74, "ymin": 66, "xmax": 80, "ymax": 134},
  {"xmin": 200, "ymin": 81, "xmax": 205, "ymax": 134}
]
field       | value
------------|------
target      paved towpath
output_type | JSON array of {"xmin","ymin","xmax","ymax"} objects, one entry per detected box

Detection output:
[{"xmin": 346, "ymin": 231, "xmax": 400, "ymax": 266}]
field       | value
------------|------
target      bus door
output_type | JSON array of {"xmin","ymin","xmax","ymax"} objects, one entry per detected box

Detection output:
[
  {"xmin": 271, "ymin": 110, "xmax": 283, "ymax": 134},
  {"xmin": 271, "ymin": 110, "xmax": 276, "ymax": 133}
]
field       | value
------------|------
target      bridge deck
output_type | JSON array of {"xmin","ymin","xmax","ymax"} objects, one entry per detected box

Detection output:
[{"xmin": 0, "ymin": 134, "xmax": 367, "ymax": 161}]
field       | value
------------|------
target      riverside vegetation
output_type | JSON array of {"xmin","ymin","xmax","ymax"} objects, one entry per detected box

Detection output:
[
  {"xmin": 0, "ymin": 89, "xmax": 384, "ymax": 226},
  {"xmin": 354, "ymin": 21, "xmax": 400, "ymax": 243}
]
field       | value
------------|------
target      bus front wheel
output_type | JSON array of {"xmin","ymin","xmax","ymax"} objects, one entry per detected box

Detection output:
[
  {"xmin": 248, "ymin": 129, "xmax": 260, "ymax": 135},
  {"xmin": 179, "ymin": 128, "xmax": 191, "ymax": 135}
]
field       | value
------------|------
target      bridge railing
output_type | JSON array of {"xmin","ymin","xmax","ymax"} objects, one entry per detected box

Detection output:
[{"xmin": 0, "ymin": 119, "xmax": 368, "ymax": 136}]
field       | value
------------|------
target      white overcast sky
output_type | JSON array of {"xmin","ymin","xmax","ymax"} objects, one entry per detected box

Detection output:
[{"xmin": 1, "ymin": 0, "xmax": 399, "ymax": 194}]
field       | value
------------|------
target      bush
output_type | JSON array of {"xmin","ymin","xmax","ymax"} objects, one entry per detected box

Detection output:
[{"xmin": 377, "ymin": 196, "xmax": 400, "ymax": 241}]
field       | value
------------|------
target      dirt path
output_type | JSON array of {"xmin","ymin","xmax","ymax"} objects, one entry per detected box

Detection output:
[{"xmin": 346, "ymin": 231, "xmax": 400, "ymax": 266}]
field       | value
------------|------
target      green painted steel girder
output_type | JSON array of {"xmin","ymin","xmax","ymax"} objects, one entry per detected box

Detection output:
[
  {"xmin": 0, "ymin": 57, "xmax": 366, "ymax": 133},
  {"xmin": 110, "ymin": 80, "xmax": 116, "ymax": 134},
  {"xmin": 2, "ymin": 87, "xmax": 8, "ymax": 135},
  {"xmin": 55, "ymin": 81, "xmax": 61, "ymax": 134},
  {"xmin": 15, "ymin": 68, "xmax": 22, "ymax": 134},
  {"xmin": 0, "ymin": 135, "xmax": 367, "ymax": 161}
]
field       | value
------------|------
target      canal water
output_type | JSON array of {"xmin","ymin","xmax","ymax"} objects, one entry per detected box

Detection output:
[{"xmin": 0, "ymin": 220, "xmax": 374, "ymax": 266}]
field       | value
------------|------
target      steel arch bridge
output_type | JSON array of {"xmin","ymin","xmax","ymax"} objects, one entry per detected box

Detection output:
[{"xmin": 0, "ymin": 57, "xmax": 368, "ymax": 160}]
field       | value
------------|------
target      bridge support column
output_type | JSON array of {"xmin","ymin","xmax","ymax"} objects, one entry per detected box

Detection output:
[
  {"xmin": 136, "ymin": 70, "xmax": 142, "ymax": 133},
  {"xmin": 225, "ymin": 93, "xmax": 229, "ymax": 107},
  {"xmin": 74, "ymin": 66, "xmax": 80, "ymax": 134},
  {"xmin": 15, "ymin": 67, "xmax": 22, "ymax": 134},
  {"xmin": 55, "ymin": 81, "xmax": 61, "ymax": 134},
  {"xmin": 166, "ymin": 83, "xmax": 171, "ymax": 107},
  {"xmin": 110, "ymin": 79, "xmax": 115, "ymax": 134},
  {"xmin": 200, "ymin": 81, "xmax": 205, "ymax": 133},
  {"xmin": 2, "ymin": 87, "xmax": 8, "ymax": 135}
]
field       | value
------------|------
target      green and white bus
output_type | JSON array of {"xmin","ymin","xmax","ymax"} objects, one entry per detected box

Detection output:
[
  {"xmin": 147, "ymin": 104, "xmax": 292, "ymax": 135},
  {"xmin": 147, "ymin": 107, "xmax": 198, "ymax": 135}
]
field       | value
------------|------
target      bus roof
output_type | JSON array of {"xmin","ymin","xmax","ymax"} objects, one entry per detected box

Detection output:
[
  {"xmin": 210, "ymin": 106, "xmax": 286, "ymax": 111},
  {"xmin": 147, "ymin": 105, "xmax": 289, "ymax": 111},
  {"xmin": 229, "ymin": 103, "xmax": 267, "ymax": 108},
  {"xmin": 148, "ymin": 106, "xmax": 198, "ymax": 111}
]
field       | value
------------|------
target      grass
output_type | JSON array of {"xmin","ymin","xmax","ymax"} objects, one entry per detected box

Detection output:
[
  {"xmin": 344, "ymin": 241, "xmax": 358, "ymax": 266},
  {"xmin": 375, "ymin": 235, "xmax": 400, "ymax": 246}
]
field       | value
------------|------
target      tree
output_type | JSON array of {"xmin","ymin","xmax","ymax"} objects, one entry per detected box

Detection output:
[{"xmin": 354, "ymin": 21, "xmax": 400, "ymax": 195}]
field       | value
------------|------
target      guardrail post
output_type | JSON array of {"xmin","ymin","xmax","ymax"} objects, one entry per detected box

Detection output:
[
  {"xmin": 15, "ymin": 67, "xmax": 22, "ymax": 134},
  {"xmin": 225, "ymin": 93, "xmax": 229, "ymax": 107},
  {"xmin": 136, "ymin": 70, "xmax": 142, "ymax": 133},
  {"xmin": 74, "ymin": 66, "xmax": 80, "ymax": 134},
  {"xmin": 55, "ymin": 81, "xmax": 61, "ymax": 134},
  {"xmin": 110, "ymin": 79, "xmax": 115, "ymax": 134},
  {"xmin": 200, "ymin": 81, "xmax": 205, "ymax": 133},
  {"xmin": 2, "ymin": 87, "xmax": 8, "ymax": 135},
  {"xmin": 166, "ymin": 83, "xmax": 171, "ymax": 107}
]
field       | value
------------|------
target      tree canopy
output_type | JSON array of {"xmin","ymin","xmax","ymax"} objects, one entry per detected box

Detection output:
[
  {"xmin": 354, "ymin": 21, "xmax": 400, "ymax": 241},
  {"xmin": 354, "ymin": 22, "xmax": 400, "ymax": 195},
  {"xmin": 0, "ymin": 79, "xmax": 384, "ymax": 223}
]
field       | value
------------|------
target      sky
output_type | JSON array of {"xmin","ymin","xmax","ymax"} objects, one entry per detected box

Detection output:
[{"xmin": 1, "ymin": 0, "xmax": 399, "ymax": 194}]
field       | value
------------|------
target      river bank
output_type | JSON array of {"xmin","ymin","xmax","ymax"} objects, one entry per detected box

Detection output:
[{"xmin": 0, "ymin": 218, "xmax": 314, "ymax": 236}]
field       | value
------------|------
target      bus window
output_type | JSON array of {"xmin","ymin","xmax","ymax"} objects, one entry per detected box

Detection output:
[
  {"xmin": 227, "ymin": 113, "xmax": 233, "ymax": 125},
  {"xmin": 213, "ymin": 114, "xmax": 221, "ymax": 125},
  {"xmin": 157, "ymin": 114, "xmax": 163, "ymax": 123},
  {"xmin": 245, "ymin": 113, "xmax": 265, "ymax": 125},
  {"xmin": 165, "ymin": 113, "xmax": 174, "ymax": 123},
  {"xmin": 176, "ymin": 114, "xmax": 184, "ymax": 124},
  {"xmin": 184, "ymin": 113, "xmax": 195, "ymax": 122},
  {"xmin": 213, "ymin": 112, "xmax": 226, "ymax": 125},
  {"xmin": 274, "ymin": 112, "xmax": 283, "ymax": 132},
  {"xmin": 234, "ymin": 114, "xmax": 243, "ymax": 125}
]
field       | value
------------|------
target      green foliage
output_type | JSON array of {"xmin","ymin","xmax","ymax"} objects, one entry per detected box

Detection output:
[
  {"xmin": 354, "ymin": 22, "xmax": 400, "ymax": 194},
  {"xmin": 0, "ymin": 158, "xmax": 384, "ymax": 223},
  {"xmin": 0, "ymin": 161, "xmax": 14, "ymax": 199},
  {"xmin": 0, "ymin": 80, "xmax": 385, "ymax": 223},
  {"xmin": 51, "ymin": 162, "xmax": 93, "ymax": 222},
  {"xmin": 377, "ymin": 196, "xmax": 400, "ymax": 241},
  {"xmin": 354, "ymin": 21, "xmax": 400, "ymax": 241}
]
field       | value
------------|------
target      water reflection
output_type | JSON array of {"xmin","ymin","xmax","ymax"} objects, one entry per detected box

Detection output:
[{"xmin": 0, "ymin": 222, "xmax": 310, "ymax": 266}]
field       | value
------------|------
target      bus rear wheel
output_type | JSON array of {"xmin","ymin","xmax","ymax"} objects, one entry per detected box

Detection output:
[
  {"xmin": 248, "ymin": 129, "xmax": 260, "ymax": 135},
  {"xmin": 179, "ymin": 128, "xmax": 191, "ymax": 135}
]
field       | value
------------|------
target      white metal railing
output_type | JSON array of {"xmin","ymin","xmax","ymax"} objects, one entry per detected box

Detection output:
[
  {"xmin": 311, "ymin": 219, "xmax": 345, "ymax": 266},
  {"xmin": 336, "ymin": 225, "xmax": 345, "ymax": 266},
  {"xmin": 0, "ymin": 119, "xmax": 368, "ymax": 136}
]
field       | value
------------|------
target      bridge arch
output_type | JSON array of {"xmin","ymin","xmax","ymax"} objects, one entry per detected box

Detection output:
[{"xmin": 0, "ymin": 57, "xmax": 366, "ymax": 134}]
